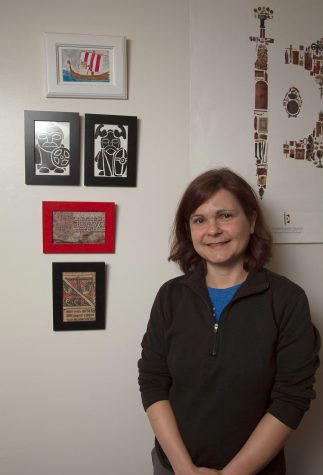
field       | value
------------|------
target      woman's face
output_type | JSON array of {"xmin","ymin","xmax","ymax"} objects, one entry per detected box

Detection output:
[{"xmin": 189, "ymin": 188, "xmax": 256, "ymax": 274}]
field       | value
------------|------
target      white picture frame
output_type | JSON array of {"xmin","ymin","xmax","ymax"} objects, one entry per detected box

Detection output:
[{"xmin": 45, "ymin": 33, "xmax": 127, "ymax": 99}]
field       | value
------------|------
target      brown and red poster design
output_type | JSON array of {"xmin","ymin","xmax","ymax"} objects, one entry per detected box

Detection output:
[
  {"xmin": 250, "ymin": 6, "xmax": 274, "ymax": 199},
  {"xmin": 283, "ymin": 40, "xmax": 323, "ymax": 170},
  {"xmin": 62, "ymin": 271, "xmax": 96, "ymax": 322}
]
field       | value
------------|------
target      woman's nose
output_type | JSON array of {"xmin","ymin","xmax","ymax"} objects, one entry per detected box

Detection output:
[{"xmin": 207, "ymin": 219, "xmax": 221, "ymax": 235}]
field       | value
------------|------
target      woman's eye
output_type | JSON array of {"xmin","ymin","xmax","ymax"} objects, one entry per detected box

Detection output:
[
  {"xmin": 220, "ymin": 213, "xmax": 232, "ymax": 220},
  {"xmin": 192, "ymin": 217, "xmax": 204, "ymax": 224}
]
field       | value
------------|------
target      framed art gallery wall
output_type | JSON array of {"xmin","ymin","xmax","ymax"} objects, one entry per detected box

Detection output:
[
  {"xmin": 0, "ymin": 2, "xmax": 189, "ymax": 475},
  {"xmin": 189, "ymin": 1, "xmax": 323, "ymax": 474}
]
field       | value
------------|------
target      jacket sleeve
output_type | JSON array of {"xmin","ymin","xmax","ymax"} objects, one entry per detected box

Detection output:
[
  {"xmin": 138, "ymin": 286, "xmax": 172, "ymax": 411},
  {"xmin": 268, "ymin": 290, "xmax": 321, "ymax": 429}
]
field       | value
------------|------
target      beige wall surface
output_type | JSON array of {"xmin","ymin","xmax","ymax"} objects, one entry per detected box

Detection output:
[
  {"xmin": 0, "ymin": 1, "xmax": 189, "ymax": 474},
  {"xmin": 0, "ymin": 1, "xmax": 322, "ymax": 475}
]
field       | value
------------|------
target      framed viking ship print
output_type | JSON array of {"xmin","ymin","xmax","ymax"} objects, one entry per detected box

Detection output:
[
  {"xmin": 45, "ymin": 33, "xmax": 127, "ymax": 99},
  {"xmin": 43, "ymin": 201, "xmax": 116, "ymax": 253},
  {"xmin": 25, "ymin": 110, "xmax": 80, "ymax": 185},
  {"xmin": 84, "ymin": 114, "xmax": 138, "ymax": 187},
  {"xmin": 52, "ymin": 262, "xmax": 106, "ymax": 331}
]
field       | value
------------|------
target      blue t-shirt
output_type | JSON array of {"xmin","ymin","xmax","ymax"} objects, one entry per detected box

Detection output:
[{"xmin": 207, "ymin": 284, "xmax": 241, "ymax": 323}]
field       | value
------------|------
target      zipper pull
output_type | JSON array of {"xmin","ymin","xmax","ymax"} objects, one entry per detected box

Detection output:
[
  {"xmin": 211, "ymin": 323, "xmax": 218, "ymax": 356},
  {"xmin": 211, "ymin": 323, "xmax": 219, "ymax": 356}
]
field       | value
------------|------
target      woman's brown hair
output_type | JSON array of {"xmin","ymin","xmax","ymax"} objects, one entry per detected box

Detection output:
[{"xmin": 168, "ymin": 168, "xmax": 272, "ymax": 274}]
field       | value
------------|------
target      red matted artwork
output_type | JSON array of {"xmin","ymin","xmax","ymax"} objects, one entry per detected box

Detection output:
[{"xmin": 42, "ymin": 201, "xmax": 115, "ymax": 253}]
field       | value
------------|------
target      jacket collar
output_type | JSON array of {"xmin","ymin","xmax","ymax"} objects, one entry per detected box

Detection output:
[{"xmin": 182, "ymin": 261, "xmax": 269, "ymax": 300}]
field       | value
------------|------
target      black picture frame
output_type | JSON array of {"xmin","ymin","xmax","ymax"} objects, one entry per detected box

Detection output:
[
  {"xmin": 84, "ymin": 114, "xmax": 137, "ymax": 186},
  {"xmin": 52, "ymin": 262, "xmax": 106, "ymax": 331},
  {"xmin": 25, "ymin": 110, "xmax": 80, "ymax": 185}
]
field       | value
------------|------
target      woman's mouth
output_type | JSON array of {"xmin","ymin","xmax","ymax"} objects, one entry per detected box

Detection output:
[{"xmin": 206, "ymin": 240, "xmax": 229, "ymax": 248}]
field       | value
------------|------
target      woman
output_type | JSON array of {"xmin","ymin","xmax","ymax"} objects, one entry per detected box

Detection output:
[{"xmin": 138, "ymin": 168, "xmax": 320, "ymax": 475}]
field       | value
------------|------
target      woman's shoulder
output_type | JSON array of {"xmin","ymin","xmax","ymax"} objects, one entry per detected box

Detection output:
[
  {"xmin": 157, "ymin": 272, "xmax": 190, "ymax": 293},
  {"xmin": 262, "ymin": 267, "xmax": 307, "ymax": 300},
  {"xmin": 155, "ymin": 266, "xmax": 204, "ymax": 301}
]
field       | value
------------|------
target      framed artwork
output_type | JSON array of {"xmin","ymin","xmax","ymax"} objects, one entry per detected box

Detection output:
[
  {"xmin": 45, "ymin": 33, "xmax": 127, "ymax": 99},
  {"xmin": 84, "ymin": 114, "xmax": 137, "ymax": 187},
  {"xmin": 25, "ymin": 110, "xmax": 80, "ymax": 185},
  {"xmin": 52, "ymin": 262, "xmax": 106, "ymax": 331},
  {"xmin": 43, "ymin": 201, "xmax": 115, "ymax": 253}
]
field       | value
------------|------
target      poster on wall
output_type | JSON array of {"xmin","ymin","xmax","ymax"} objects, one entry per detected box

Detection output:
[
  {"xmin": 45, "ymin": 33, "xmax": 127, "ymax": 99},
  {"xmin": 52, "ymin": 262, "xmax": 106, "ymax": 331},
  {"xmin": 189, "ymin": 0, "xmax": 323, "ymax": 243},
  {"xmin": 84, "ymin": 114, "xmax": 138, "ymax": 187},
  {"xmin": 42, "ymin": 201, "xmax": 115, "ymax": 253},
  {"xmin": 24, "ymin": 110, "xmax": 80, "ymax": 185}
]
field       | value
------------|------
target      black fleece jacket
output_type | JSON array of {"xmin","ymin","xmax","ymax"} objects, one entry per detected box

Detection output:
[{"xmin": 138, "ymin": 264, "xmax": 320, "ymax": 474}]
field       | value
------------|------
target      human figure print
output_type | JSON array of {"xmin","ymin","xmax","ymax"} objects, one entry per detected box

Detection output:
[
  {"xmin": 35, "ymin": 122, "xmax": 70, "ymax": 175},
  {"xmin": 94, "ymin": 123, "xmax": 128, "ymax": 178}
]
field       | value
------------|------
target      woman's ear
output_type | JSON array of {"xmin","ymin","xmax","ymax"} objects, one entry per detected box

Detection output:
[{"xmin": 250, "ymin": 212, "xmax": 257, "ymax": 234}]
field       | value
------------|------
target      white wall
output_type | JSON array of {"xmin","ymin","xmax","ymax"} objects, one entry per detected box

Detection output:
[
  {"xmin": 1, "ymin": 1, "xmax": 322, "ymax": 475},
  {"xmin": 0, "ymin": 1, "xmax": 189, "ymax": 474}
]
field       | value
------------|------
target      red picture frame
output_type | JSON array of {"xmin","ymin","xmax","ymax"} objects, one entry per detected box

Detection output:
[{"xmin": 43, "ymin": 201, "xmax": 115, "ymax": 253}]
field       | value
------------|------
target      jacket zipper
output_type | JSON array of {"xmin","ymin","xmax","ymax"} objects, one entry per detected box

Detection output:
[
  {"xmin": 211, "ymin": 323, "xmax": 219, "ymax": 356},
  {"xmin": 200, "ymin": 296, "xmax": 221, "ymax": 357},
  {"xmin": 195, "ymin": 288, "xmax": 236, "ymax": 358},
  {"xmin": 185, "ymin": 273, "xmax": 268, "ymax": 359}
]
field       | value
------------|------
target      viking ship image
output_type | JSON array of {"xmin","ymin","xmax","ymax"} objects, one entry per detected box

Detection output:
[{"xmin": 67, "ymin": 51, "xmax": 109, "ymax": 81}]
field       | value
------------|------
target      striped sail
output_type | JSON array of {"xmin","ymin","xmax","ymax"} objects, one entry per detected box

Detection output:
[{"xmin": 80, "ymin": 51, "xmax": 103, "ymax": 73}]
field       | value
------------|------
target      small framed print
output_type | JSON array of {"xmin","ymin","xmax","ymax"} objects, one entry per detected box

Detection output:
[
  {"xmin": 25, "ymin": 110, "xmax": 80, "ymax": 185},
  {"xmin": 45, "ymin": 33, "xmax": 127, "ymax": 99},
  {"xmin": 52, "ymin": 262, "xmax": 106, "ymax": 331},
  {"xmin": 84, "ymin": 114, "xmax": 137, "ymax": 187},
  {"xmin": 43, "ymin": 201, "xmax": 115, "ymax": 253}
]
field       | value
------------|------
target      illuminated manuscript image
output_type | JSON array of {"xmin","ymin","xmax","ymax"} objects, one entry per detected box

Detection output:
[
  {"xmin": 250, "ymin": 7, "xmax": 274, "ymax": 199},
  {"xmin": 53, "ymin": 211, "xmax": 105, "ymax": 244},
  {"xmin": 62, "ymin": 272, "xmax": 96, "ymax": 322}
]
